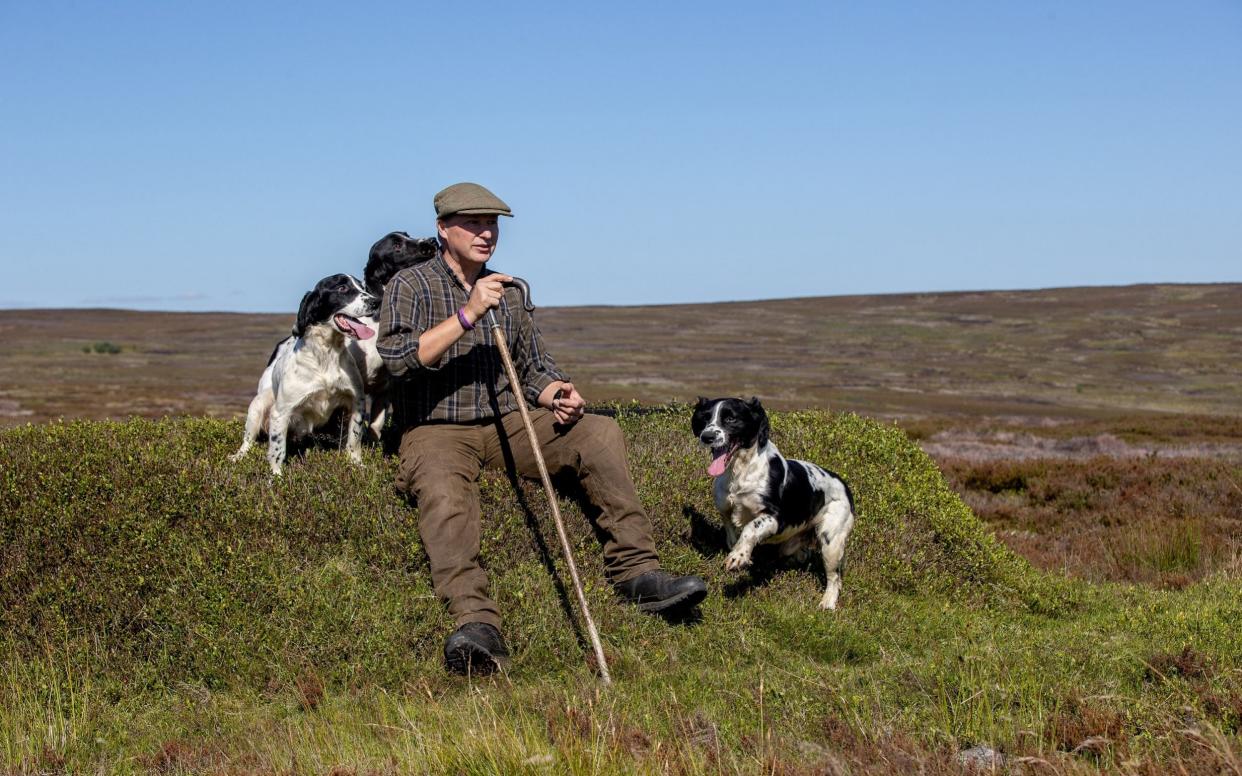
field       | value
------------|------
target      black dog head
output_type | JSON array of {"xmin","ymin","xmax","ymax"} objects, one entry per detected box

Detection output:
[
  {"xmin": 294, "ymin": 273, "xmax": 378, "ymax": 340},
  {"xmin": 691, "ymin": 396, "xmax": 770, "ymax": 476},
  {"xmin": 364, "ymin": 231, "xmax": 440, "ymax": 297}
]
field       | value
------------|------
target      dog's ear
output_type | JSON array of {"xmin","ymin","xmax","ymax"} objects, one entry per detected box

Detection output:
[
  {"xmin": 694, "ymin": 396, "xmax": 709, "ymax": 410},
  {"xmin": 294, "ymin": 290, "xmax": 322, "ymax": 337},
  {"xmin": 746, "ymin": 397, "xmax": 770, "ymax": 448}
]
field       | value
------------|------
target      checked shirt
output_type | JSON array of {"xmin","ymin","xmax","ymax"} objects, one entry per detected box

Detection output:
[{"xmin": 376, "ymin": 254, "xmax": 567, "ymax": 427}]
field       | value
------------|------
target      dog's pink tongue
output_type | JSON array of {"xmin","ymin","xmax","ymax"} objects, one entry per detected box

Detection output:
[
  {"xmin": 708, "ymin": 452, "xmax": 729, "ymax": 477},
  {"xmin": 339, "ymin": 316, "xmax": 375, "ymax": 340}
]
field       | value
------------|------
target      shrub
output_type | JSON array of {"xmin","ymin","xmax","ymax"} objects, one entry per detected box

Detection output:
[
  {"xmin": 83, "ymin": 341, "xmax": 123, "ymax": 354},
  {"xmin": 940, "ymin": 455, "xmax": 1240, "ymax": 585}
]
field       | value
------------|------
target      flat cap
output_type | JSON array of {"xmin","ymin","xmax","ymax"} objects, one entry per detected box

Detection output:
[{"xmin": 433, "ymin": 182, "xmax": 513, "ymax": 219}]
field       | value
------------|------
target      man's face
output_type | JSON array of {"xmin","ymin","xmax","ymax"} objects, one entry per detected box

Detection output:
[{"xmin": 437, "ymin": 214, "xmax": 500, "ymax": 264}]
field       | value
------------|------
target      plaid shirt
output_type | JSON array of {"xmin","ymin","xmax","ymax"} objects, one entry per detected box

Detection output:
[{"xmin": 376, "ymin": 254, "xmax": 568, "ymax": 426}]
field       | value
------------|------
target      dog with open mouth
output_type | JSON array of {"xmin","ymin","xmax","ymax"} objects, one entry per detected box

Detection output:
[
  {"xmin": 692, "ymin": 396, "xmax": 856, "ymax": 609},
  {"xmin": 231, "ymin": 274, "xmax": 378, "ymax": 475}
]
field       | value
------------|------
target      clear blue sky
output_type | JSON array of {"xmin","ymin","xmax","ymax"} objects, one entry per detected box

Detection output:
[{"xmin": 2, "ymin": 1, "xmax": 1239, "ymax": 312}]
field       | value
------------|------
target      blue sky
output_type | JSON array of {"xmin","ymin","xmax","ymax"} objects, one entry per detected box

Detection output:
[{"xmin": 2, "ymin": 1, "xmax": 1239, "ymax": 312}]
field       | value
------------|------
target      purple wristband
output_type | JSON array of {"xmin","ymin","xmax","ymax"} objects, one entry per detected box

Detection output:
[{"xmin": 456, "ymin": 307, "xmax": 475, "ymax": 331}]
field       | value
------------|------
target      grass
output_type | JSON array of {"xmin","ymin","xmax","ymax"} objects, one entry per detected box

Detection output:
[{"xmin": 2, "ymin": 409, "xmax": 1240, "ymax": 774}]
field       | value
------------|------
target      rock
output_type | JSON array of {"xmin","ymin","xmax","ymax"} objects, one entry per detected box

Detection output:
[{"xmin": 957, "ymin": 745, "xmax": 1004, "ymax": 771}]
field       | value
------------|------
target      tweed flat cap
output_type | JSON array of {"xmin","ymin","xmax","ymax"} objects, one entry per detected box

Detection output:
[{"xmin": 433, "ymin": 182, "xmax": 513, "ymax": 219}]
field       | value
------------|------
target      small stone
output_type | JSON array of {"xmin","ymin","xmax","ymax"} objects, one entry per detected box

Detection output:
[
  {"xmin": 957, "ymin": 745, "xmax": 1004, "ymax": 771},
  {"xmin": 521, "ymin": 753, "xmax": 555, "ymax": 766}
]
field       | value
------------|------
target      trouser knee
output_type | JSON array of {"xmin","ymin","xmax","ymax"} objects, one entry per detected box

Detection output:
[{"xmin": 573, "ymin": 415, "xmax": 625, "ymax": 462}]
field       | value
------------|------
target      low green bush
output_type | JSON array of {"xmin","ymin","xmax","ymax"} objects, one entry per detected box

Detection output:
[
  {"xmin": 82, "ymin": 341, "xmax": 123, "ymax": 354},
  {"xmin": 0, "ymin": 408, "xmax": 1050, "ymax": 689}
]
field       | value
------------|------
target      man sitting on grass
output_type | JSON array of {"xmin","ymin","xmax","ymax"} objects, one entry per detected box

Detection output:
[{"xmin": 376, "ymin": 182, "xmax": 708, "ymax": 675}]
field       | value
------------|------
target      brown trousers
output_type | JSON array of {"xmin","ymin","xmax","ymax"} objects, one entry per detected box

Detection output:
[{"xmin": 395, "ymin": 410, "xmax": 661, "ymax": 629}]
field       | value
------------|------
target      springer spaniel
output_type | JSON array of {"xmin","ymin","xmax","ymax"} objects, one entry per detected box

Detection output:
[
  {"xmin": 692, "ymin": 397, "xmax": 856, "ymax": 609},
  {"xmin": 231, "ymin": 274, "xmax": 377, "ymax": 475}
]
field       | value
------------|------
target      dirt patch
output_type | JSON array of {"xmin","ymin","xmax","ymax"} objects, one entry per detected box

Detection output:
[
  {"xmin": 0, "ymin": 398, "xmax": 32, "ymax": 418},
  {"xmin": 922, "ymin": 430, "xmax": 1242, "ymax": 462}
]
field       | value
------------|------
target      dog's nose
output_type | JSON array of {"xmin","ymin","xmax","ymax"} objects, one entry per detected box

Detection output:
[{"xmin": 699, "ymin": 431, "xmax": 714, "ymax": 444}]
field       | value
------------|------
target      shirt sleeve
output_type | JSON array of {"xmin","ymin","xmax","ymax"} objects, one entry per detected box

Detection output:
[
  {"xmin": 511, "ymin": 298, "xmax": 569, "ymax": 407},
  {"xmin": 376, "ymin": 272, "xmax": 441, "ymax": 375}
]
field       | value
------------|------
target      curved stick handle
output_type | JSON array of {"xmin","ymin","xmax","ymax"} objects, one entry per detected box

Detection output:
[
  {"xmin": 484, "ymin": 275, "xmax": 535, "ymax": 328},
  {"xmin": 506, "ymin": 275, "xmax": 535, "ymax": 312}
]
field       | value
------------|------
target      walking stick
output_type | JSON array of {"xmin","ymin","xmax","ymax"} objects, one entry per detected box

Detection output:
[{"xmin": 485, "ymin": 283, "xmax": 613, "ymax": 685}]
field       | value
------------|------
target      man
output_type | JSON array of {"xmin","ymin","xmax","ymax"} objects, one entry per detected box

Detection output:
[{"xmin": 377, "ymin": 182, "xmax": 708, "ymax": 674}]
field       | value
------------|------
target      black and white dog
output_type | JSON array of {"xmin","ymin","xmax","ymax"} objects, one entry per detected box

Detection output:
[
  {"xmin": 354, "ymin": 231, "xmax": 441, "ymax": 437},
  {"xmin": 692, "ymin": 397, "xmax": 856, "ymax": 610},
  {"xmin": 231, "ymin": 274, "xmax": 378, "ymax": 475},
  {"xmin": 364, "ymin": 230, "xmax": 440, "ymax": 297}
]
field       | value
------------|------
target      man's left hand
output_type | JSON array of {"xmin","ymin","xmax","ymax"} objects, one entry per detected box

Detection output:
[{"xmin": 545, "ymin": 381, "xmax": 586, "ymax": 425}]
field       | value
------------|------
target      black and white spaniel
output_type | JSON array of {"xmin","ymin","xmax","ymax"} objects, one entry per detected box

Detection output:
[
  {"xmin": 231, "ymin": 274, "xmax": 378, "ymax": 475},
  {"xmin": 364, "ymin": 231, "xmax": 440, "ymax": 297},
  {"xmin": 691, "ymin": 397, "xmax": 856, "ymax": 610},
  {"xmin": 354, "ymin": 231, "xmax": 441, "ymax": 438}
]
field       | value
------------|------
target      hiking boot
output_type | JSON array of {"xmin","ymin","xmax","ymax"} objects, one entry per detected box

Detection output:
[
  {"xmin": 443, "ymin": 622, "xmax": 509, "ymax": 675},
  {"xmin": 616, "ymin": 570, "xmax": 708, "ymax": 613}
]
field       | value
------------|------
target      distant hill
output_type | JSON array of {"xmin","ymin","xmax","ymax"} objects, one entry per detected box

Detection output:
[{"xmin": 1, "ymin": 283, "xmax": 1239, "ymax": 428}]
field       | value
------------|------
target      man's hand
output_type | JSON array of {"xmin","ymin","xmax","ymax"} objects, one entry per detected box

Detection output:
[
  {"xmin": 463, "ymin": 273, "xmax": 513, "ymax": 324},
  {"xmin": 541, "ymin": 381, "xmax": 586, "ymax": 425}
]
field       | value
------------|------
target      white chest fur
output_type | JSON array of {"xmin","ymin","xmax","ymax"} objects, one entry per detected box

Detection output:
[{"xmin": 714, "ymin": 444, "xmax": 778, "ymax": 528}]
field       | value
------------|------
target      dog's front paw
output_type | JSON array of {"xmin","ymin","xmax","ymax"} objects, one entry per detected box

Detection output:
[
  {"xmin": 724, "ymin": 550, "xmax": 752, "ymax": 572},
  {"xmin": 228, "ymin": 448, "xmax": 248, "ymax": 462}
]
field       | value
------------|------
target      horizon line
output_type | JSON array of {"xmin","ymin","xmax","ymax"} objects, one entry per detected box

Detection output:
[{"xmin": 1, "ymin": 279, "xmax": 1238, "ymax": 316}]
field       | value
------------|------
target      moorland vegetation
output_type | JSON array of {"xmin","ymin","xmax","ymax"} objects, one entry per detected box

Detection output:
[{"xmin": 2, "ymin": 408, "xmax": 1239, "ymax": 774}]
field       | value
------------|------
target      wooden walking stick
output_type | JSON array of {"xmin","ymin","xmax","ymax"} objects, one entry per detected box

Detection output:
[{"xmin": 485, "ymin": 281, "xmax": 613, "ymax": 685}]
